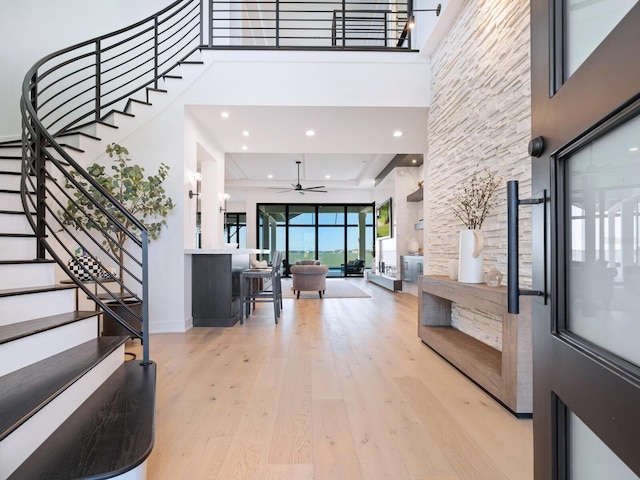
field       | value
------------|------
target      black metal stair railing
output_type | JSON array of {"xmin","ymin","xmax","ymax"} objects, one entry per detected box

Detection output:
[{"xmin": 19, "ymin": 0, "xmax": 202, "ymax": 365}]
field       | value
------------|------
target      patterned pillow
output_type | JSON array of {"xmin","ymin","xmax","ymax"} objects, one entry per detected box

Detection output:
[{"xmin": 68, "ymin": 254, "xmax": 109, "ymax": 281}]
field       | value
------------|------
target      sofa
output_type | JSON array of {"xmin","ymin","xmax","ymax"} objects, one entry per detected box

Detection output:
[
  {"xmin": 290, "ymin": 261, "xmax": 328, "ymax": 298},
  {"xmin": 341, "ymin": 259, "xmax": 365, "ymax": 276}
]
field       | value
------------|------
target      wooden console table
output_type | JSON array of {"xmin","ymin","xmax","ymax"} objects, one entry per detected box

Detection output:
[{"xmin": 418, "ymin": 275, "xmax": 532, "ymax": 415}]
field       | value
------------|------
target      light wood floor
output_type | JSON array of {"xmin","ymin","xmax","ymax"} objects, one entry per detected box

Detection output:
[{"xmin": 129, "ymin": 278, "xmax": 533, "ymax": 480}]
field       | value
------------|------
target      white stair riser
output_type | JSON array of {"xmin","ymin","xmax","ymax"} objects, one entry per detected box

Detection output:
[
  {"xmin": 114, "ymin": 462, "xmax": 146, "ymax": 480},
  {"xmin": 0, "ymin": 213, "xmax": 33, "ymax": 235},
  {"xmin": 0, "ymin": 175, "xmax": 20, "ymax": 190},
  {"xmin": 0, "ymin": 192, "xmax": 25, "ymax": 211},
  {"xmin": 0, "ymin": 160, "xmax": 21, "ymax": 173},
  {"xmin": 0, "ymin": 289, "xmax": 76, "ymax": 326},
  {"xmin": 75, "ymin": 122, "xmax": 116, "ymax": 141},
  {"xmin": 0, "ymin": 345, "xmax": 124, "ymax": 478},
  {"xmin": 0, "ymin": 236, "xmax": 37, "ymax": 260},
  {"xmin": 0, "ymin": 262, "xmax": 54, "ymax": 289},
  {"xmin": 0, "ymin": 317, "xmax": 98, "ymax": 377}
]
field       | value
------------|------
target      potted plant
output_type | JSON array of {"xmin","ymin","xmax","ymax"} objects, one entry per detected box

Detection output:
[
  {"xmin": 62, "ymin": 143, "xmax": 175, "ymax": 334},
  {"xmin": 450, "ymin": 167, "xmax": 501, "ymax": 283}
]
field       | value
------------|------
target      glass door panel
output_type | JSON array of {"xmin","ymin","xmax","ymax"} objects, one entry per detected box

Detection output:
[
  {"xmin": 347, "ymin": 205, "xmax": 374, "ymax": 269},
  {"xmin": 288, "ymin": 205, "xmax": 316, "ymax": 225},
  {"xmin": 565, "ymin": 113, "xmax": 640, "ymax": 366},
  {"xmin": 258, "ymin": 205, "xmax": 287, "ymax": 260},
  {"xmin": 569, "ymin": 410, "xmax": 640, "ymax": 480},
  {"xmin": 565, "ymin": 0, "xmax": 637, "ymax": 79},
  {"xmin": 288, "ymin": 227, "xmax": 316, "ymax": 263},
  {"xmin": 318, "ymin": 226, "xmax": 344, "ymax": 276}
]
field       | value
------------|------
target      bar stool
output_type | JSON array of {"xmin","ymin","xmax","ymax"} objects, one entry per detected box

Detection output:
[{"xmin": 240, "ymin": 251, "xmax": 282, "ymax": 324}]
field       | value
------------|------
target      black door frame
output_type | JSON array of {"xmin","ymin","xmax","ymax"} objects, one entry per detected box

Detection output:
[{"xmin": 531, "ymin": 1, "xmax": 640, "ymax": 478}]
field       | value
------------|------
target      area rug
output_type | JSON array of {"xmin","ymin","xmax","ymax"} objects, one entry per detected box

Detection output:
[{"xmin": 281, "ymin": 278, "xmax": 371, "ymax": 299}]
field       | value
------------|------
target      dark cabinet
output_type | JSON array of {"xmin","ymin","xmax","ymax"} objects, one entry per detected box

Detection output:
[{"xmin": 191, "ymin": 253, "xmax": 248, "ymax": 327}]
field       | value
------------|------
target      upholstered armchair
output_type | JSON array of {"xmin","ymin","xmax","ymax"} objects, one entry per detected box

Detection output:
[{"xmin": 290, "ymin": 262, "xmax": 328, "ymax": 298}]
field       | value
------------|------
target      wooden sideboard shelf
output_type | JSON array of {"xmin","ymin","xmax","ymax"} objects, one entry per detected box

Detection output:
[
  {"xmin": 366, "ymin": 271, "xmax": 402, "ymax": 291},
  {"xmin": 418, "ymin": 275, "xmax": 532, "ymax": 415}
]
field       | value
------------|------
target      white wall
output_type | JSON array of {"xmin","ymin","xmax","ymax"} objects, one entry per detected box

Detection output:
[{"xmin": 0, "ymin": 0, "xmax": 172, "ymax": 139}]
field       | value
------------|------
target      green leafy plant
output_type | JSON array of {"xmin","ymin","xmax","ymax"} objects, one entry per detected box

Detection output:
[
  {"xmin": 63, "ymin": 143, "xmax": 174, "ymax": 281},
  {"xmin": 451, "ymin": 167, "xmax": 501, "ymax": 230}
]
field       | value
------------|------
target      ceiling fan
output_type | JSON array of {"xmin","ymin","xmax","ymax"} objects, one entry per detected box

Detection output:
[{"xmin": 272, "ymin": 160, "xmax": 327, "ymax": 194}]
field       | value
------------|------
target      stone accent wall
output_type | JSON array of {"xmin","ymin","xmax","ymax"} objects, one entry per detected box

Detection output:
[
  {"xmin": 424, "ymin": 0, "xmax": 532, "ymax": 346},
  {"xmin": 451, "ymin": 305, "xmax": 503, "ymax": 351}
]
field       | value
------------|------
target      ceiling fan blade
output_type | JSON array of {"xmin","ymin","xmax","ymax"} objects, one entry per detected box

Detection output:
[{"xmin": 304, "ymin": 185, "xmax": 326, "ymax": 190}]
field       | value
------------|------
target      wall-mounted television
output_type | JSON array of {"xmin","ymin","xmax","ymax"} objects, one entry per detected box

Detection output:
[{"xmin": 376, "ymin": 198, "xmax": 392, "ymax": 239}]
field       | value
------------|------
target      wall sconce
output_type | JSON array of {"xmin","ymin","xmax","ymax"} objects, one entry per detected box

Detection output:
[
  {"xmin": 219, "ymin": 193, "xmax": 230, "ymax": 213},
  {"xmin": 189, "ymin": 171, "xmax": 202, "ymax": 199},
  {"xmin": 407, "ymin": 3, "xmax": 441, "ymax": 29}
]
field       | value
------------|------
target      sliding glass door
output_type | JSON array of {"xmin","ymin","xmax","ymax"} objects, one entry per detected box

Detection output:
[{"xmin": 257, "ymin": 203, "xmax": 374, "ymax": 277}]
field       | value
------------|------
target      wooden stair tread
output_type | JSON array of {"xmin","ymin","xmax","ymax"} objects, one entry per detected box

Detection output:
[
  {"xmin": 0, "ymin": 233, "xmax": 37, "ymax": 238},
  {"xmin": 0, "ymin": 310, "xmax": 98, "ymax": 345},
  {"xmin": 0, "ymin": 283, "xmax": 77, "ymax": 298},
  {"xmin": 0, "ymin": 209, "xmax": 36, "ymax": 215},
  {"xmin": 0, "ymin": 259, "xmax": 55, "ymax": 265},
  {"xmin": 8, "ymin": 360, "xmax": 155, "ymax": 480},
  {"xmin": 0, "ymin": 336, "xmax": 128, "ymax": 442}
]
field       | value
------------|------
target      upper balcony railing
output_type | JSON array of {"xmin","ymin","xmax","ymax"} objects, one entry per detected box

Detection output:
[{"xmin": 206, "ymin": 0, "xmax": 414, "ymax": 49}]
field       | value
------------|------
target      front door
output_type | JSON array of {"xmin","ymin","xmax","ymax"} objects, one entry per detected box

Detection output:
[{"xmin": 531, "ymin": 1, "xmax": 640, "ymax": 478}]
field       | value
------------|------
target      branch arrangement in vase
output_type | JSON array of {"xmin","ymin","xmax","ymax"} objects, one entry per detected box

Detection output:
[{"xmin": 451, "ymin": 167, "xmax": 502, "ymax": 229}]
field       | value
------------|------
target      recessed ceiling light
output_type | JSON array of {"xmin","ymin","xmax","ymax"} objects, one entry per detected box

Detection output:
[
  {"xmin": 411, "ymin": 158, "xmax": 417, "ymax": 164},
  {"xmin": 630, "ymin": 147, "xmax": 638, "ymax": 152},
  {"xmin": 267, "ymin": 174, "xmax": 273, "ymax": 179},
  {"xmin": 221, "ymin": 111, "xmax": 229, "ymax": 118},
  {"xmin": 242, "ymin": 130, "xmax": 250, "ymax": 136},
  {"xmin": 305, "ymin": 130, "xmax": 315, "ymax": 136},
  {"xmin": 241, "ymin": 145, "xmax": 248, "ymax": 150},
  {"xmin": 325, "ymin": 175, "xmax": 331, "ymax": 179},
  {"xmin": 393, "ymin": 130, "xmax": 403, "ymax": 137}
]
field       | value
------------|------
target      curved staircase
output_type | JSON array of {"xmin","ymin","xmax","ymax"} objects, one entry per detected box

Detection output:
[
  {"xmin": 0, "ymin": 139, "xmax": 157, "ymax": 479},
  {"xmin": 0, "ymin": 0, "xmax": 204, "ymax": 477}
]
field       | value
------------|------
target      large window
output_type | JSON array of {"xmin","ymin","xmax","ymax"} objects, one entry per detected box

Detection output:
[
  {"xmin": 224, "ymin": 213, "xmax": 247, "ymax": 248},
  {"xmin": 257, "ymin": 203, "xmax": 374, "ymax": 277}
]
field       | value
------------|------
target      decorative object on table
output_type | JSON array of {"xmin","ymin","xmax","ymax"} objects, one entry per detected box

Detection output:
[
  {"xmin": 451, "ymin": 167, "xmax": 501, "ymax": 283},
  {"xmin": 61, "ymin": 143, "xmax": 174, "ymax": 286},
  {"xmin": 407, "ymin": 237, "xmax": 420, "ymax": 254},
  {"xmin": 448, "ymin": 259, "xmax": 459, "ymax": 280},
  {"xmin": 485, "ymin": 267, "xmax": 504, "ymax": 287}
]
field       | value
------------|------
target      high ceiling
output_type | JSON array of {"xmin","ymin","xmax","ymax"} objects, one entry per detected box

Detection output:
[{"xmin": 187, "ymin": 105, "xmax": 429, "ymax": 194}]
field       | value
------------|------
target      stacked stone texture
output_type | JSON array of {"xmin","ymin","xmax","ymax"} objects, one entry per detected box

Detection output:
[{"xmin": 424, "ymin": 0, "xmax": 532, "ymax": 344}]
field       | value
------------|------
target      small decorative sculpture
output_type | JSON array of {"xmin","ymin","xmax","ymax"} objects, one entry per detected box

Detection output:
[{"xmin": 485, "ymin": 267, "xmax": 503, "ymax": 287}]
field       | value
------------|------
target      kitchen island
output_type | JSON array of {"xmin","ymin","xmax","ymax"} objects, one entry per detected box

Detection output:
[{"xmin": 185, "ymin": 249, "xmax": 269, "ymax": 327}]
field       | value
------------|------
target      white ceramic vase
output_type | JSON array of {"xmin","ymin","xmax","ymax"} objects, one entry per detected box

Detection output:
[{"xmin": 458, "ymin": 229, "xmax": 484, "ymax": 283}]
